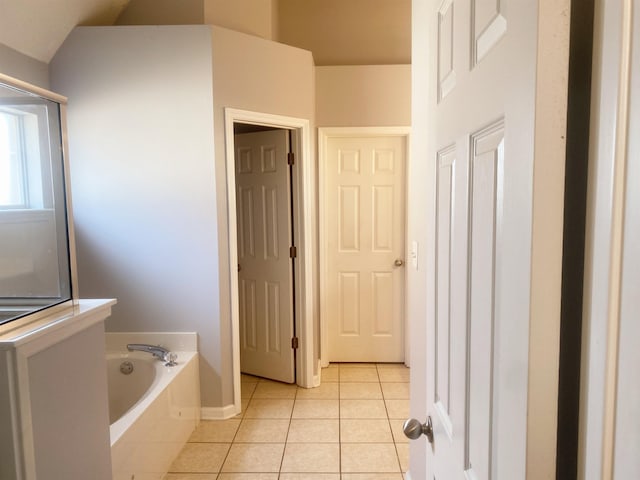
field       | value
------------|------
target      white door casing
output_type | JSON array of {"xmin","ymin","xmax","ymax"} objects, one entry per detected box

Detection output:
[
  {"xmin": 580, "ymin": 1, "xmax": 640, "ymax": 478},
  {"xmin": 409, "ymin": 0, "xmax": 569, "ymax": 478},
  {"xmin": 320, "ymin": 128, "xmax": 408, "ymax": 364},
  {"xmin": 235, "ymin": 130, "xmax": 294, "ymax": 383}
]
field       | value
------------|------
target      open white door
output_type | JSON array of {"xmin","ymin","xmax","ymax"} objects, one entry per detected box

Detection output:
[
  {"xmin": 235, "ymin": 130, "xmax": 295, "ymax": 384},
  {"xmin": 408, "ymin": 0, "xmax": 569, "ymax": 478}
]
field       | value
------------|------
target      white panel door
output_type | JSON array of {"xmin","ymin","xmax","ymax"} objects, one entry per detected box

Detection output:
[
  {"xmin": 418, "ymin": 0, "xmax": 558, "ymax": 478},
  {"xmin": 235, "ymin": 130, "xmax": 294, "ymax": 383},
  {"xmin": 324, "ymin": 135, "xmax": 406, "ymax": 362}
]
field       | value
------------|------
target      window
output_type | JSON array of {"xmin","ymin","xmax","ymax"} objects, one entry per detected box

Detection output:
[{"xmin": 0, "ymin": 111, "xmax": 26, "ymax": 208}]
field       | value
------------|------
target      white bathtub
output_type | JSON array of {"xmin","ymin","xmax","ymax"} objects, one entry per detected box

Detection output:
[{"xmin": 107, "ymin": 348, "xmax": 200, "ymax": 480}]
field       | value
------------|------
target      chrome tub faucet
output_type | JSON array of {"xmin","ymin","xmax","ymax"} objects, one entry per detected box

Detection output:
[{"xmin": 127, "ymin": 343, "xmax": 177, "ymax": 366}]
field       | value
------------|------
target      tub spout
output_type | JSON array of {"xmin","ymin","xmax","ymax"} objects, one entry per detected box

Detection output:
[{"xmin": 127, "ymin": 344, "xmax": 177, "ymax": 366}]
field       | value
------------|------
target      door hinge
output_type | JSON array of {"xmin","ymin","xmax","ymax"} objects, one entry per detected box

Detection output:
[
  {"xmin": 290, "ymin": 245, "xmax": 297, "ymax": 258},
  {"xmin": 291, "ymin": 337, "xmax": 299, "ymax": 349},
  {"xmin": 288, "ymin": 152, "xmax": 295, "ymax": 166}
]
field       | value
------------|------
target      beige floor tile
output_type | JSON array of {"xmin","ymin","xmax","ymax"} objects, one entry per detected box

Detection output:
[
  {"xmin": 395, "ymin": 443, "xmax": 410, "ymax": 472},
  {"xmin": 279, "ymin": 474, "xmax": 340, "ymax": 480},
  {"xmin": 241, "ymin": 373, "xmax": 260, "ymax": 382},
  {"xmin": 341, "ymin": 443, "xmax": 401, "ymax": 473},
  {"xmin": 340, "ymin": 419, "xmax": 393, "ymax": 443},
  {"xmin": 296, "ymin": 382, "xmax": 339, "ymax": 399},
  {"xmin": 380, "ymin": 383, "xmax": 409, "ymax": 400},
  {"xmin": 169, "ymin": 443, "xmax": 230, "ymax": 473},
  {"xmin": 321, "ymin": 368, "xmax": 339, "ymax": 382},
  {"xmin": 188, "ymin": 419, "xmax": 241, "ymax": 442},
  {"xmin": 241, "ymin": 382, "xmax": 257, "ymax": 399},
  {"xmin": 234, "ymin": 418, "xmax": 290, "ymax": 443},
  {"xmin": 377, "ymin": 368, "xmax": 409, "ymax": 383},
  {"xmin": 341, "ymin": 474, "xmax": 404, "ymax": 480},
  {"xmin": 340, "ymin": 382, "xmax": 383, "ymax": 399},
  {"xmin": 340, "ymin": 363, "xmax": 378, "ymax": 368},
  {"xmin": 287, "ymin": 418, "xmax": 340, "ymax": 443},
  {"xmin": 221, "ymin": 443, "xmax": 285, "ymax": 473},
  {"xmin": 281, "ymin": 443, "xmax": 340, "ymax": 473},
  {"xmin": 340, "ymin": 399, "xmax": 388, "ymax": 419},
  {"xmin": 384, "ymin": 399, "xmax": 410, "ymax": 419},
  {"xmin": 339, "ymin": 367, "xmax": 380, "ymax": 383},
  {"xmin": 292, "ymin": 399, "xmax": 339, "ymax": 418},
  {"xmin": 389, "ymin": 418, "xmax": 409, "ymax": 443},
  {"xmin": 164, "ymin": 475, "xmax": 218, "ymax": 480},
  {"xmin": 252, "ymin": 380, "xmax": 298, "ymax": 399},
  {"xmin": 244, "ymin": 399, "xmax": 294, "ymax": 419},
  {"xmin": 217, "ymin": 474, "xmax": 279, "ymax": 479}
]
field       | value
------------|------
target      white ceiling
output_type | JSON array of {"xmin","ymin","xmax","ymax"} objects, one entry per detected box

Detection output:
[{"xmin": 0, "ymin": 0, "xmax": 131, "ymax": 62}]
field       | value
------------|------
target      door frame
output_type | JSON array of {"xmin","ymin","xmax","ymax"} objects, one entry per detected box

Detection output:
[
  {"xmin": 225, "ymin": 108, "xmax": 315, "ymax": 415},
  {"xmin": 318, "ymin": 126, "xmax": 411, "ymax": 367}
]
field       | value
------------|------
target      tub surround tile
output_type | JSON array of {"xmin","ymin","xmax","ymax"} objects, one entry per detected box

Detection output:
[
  {"xmin": 106, "ymin": 332, "xmax": 198, "ymax": 352},
  {"xmin": 169, "ymin": 443, "xmax": 230, "ymax": 473},
  {"xmin": 221, "ymin": 443, "xmax": 285, "ymax": 472},
  {"xmin": 280, "ymin": 443, "xmax": 340, "ymax": 473}
]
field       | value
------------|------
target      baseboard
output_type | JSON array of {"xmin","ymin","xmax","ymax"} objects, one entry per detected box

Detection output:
[{"xmin": 201, "ymin": 404, "xmax": 238, "ymax": 420}]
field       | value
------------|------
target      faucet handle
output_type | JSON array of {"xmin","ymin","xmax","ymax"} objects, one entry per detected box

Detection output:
[{"xmin": 165, "ymin": 352, "xmax": 178, "ymax": 367}]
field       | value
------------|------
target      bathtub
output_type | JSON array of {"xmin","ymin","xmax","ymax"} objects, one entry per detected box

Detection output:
[{"xmin": 106, "ymin": 343, "xmax": 200, "ymax": 480}]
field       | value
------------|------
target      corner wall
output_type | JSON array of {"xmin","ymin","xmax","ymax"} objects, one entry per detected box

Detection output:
[{"xmin": 0, "ymin": 43, "xmax": 49, "ymax": 89}]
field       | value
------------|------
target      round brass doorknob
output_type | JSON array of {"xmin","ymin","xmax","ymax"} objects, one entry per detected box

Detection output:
[
  {"xmin": 403, "ymin": 416, "xmax": 434, "ymax": 444},
  {"xmin": 394, "ymin": 259, "xmax": 404, "ymax": 267}
]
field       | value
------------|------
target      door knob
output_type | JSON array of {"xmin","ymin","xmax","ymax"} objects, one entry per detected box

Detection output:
[
  {"xmin": 403, "ymin": 416, "xmax": 434, "ymax": 444},
  {"xmin": 394, "ymin": 259, "xmax": 404, "ymax": 267}
]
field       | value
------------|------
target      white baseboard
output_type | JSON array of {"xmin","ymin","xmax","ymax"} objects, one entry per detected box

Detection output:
[{"xmin": 201, "ymin": 404, "xmax": 238, "ymax": 420}]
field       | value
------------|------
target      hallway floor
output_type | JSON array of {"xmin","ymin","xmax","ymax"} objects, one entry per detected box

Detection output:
[{"xmin": 165, "ymin": 363, "xmax": 410, "ymax": 479}]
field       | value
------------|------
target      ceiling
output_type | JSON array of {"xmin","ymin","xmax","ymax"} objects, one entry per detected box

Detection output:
[{"xmin": 0, "ymin": 0, "xmax": 131, "ymax": 62}]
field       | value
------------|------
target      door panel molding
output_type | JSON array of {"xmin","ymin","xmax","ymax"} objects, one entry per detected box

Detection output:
[{"xmin": 319, "ymin": 127, "xmax": 410, "ymax": 367}]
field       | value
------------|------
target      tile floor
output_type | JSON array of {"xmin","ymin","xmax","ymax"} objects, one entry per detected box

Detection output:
[{"xmin": 165, "ymin": 363, "xmax": 410, "ymax": 479}]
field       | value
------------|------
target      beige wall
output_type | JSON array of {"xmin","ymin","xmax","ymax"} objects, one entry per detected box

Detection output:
[
  {"xmin": 116, "ymin": 0, "xmax": 204, "ymax": 25},
  {"xmin": 210, "ymin": 26, "xmax": 316, "ymax": 404},
  {"xmin": 316, "ymin": 65, "xmax": 411, "ymax": 127},
  {"xmin": 278, "ymin": 0, "xmax": 411, "ymax": 65},
  {"xmin": 205, "ymin": 0, "xmax": 277, "ymax": 40}
]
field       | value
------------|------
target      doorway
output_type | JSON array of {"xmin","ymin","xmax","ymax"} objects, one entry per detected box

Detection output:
[{"xmin": 225, "ymin": 109, "xmax": 316, "ymax": 417}]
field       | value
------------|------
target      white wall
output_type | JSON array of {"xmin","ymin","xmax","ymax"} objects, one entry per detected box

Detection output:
[
  {"xmin": 316, "ymin": 65, "xmax": 411, "ymax": 127},
  {"xmin": 49, "ymin": 26, "xmax": 223, "ymax": 407},
  {"xmin": 0, "ymin": 43, "xmax": 49, "ymax": 88},
  {"xmin": 210, "ymin": 26, "xmax": 316, "ymax": 404}
]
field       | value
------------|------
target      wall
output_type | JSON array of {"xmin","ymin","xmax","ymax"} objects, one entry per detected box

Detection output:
[
  {"xmin": 0, "ymin": 43, "xmax": 49, "ymax": 88},
  {"xmin": 316, "ymin": 65, "xmax": 411, "ymax": 127},
  {"xmin": 210, "ymin": 26, "xmax": 316, "ymax": 404},
  {"xmin": 116, "ymin": 0, "xmax": 204, "ymax": 25},
  {"xmin": 49, "ymin": 26, "xmax": 223, "ymax": 407},
  {"xmin": 278, "ymin": 0, "xmax": 411, "ymax": 65},
  {"xmin": 205, "ymin": 0, "xmax": 278, "ymax": 40}
]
